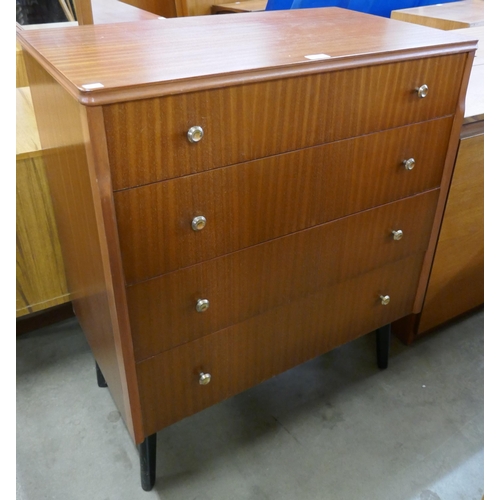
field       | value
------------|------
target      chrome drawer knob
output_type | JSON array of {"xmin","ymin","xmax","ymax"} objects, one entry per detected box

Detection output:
[
  {"xmin": 196, "ymin": 298, "xmax": 210, "ymax": 313},
  {"xmin": 392, "ymin": 230, "xmax": 404, "ymax": 241},
  {"xmin": 191, "ymin": 216, "xmax": 207, "ymax": 231},
  {"xmin": 380, "ymin": 295, "xmax": 391, "ymax": 306},
  {"xmin": 403, "ymin": 158, "xmax": 416, "ymax": 171},
  {"xmin": 187, "ymin": 125, "xmax": 204, "ymax": 143},
  {"xmin": 199, "ymin": 372, "xmax": 211, "ymax": 385},
  {"xmin": 416, "ymin": 84, "xmax": 429, "ymax": 98}
]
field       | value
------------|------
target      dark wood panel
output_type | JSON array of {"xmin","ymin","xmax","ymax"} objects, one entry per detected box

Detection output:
[
  {"xmin": 119, "ymin": 0, "xmax": 179, "ymax": 17},
  {"xmin": 16, "ymin": 302, "xmax": 75, "ymax": 336},
  {"xmin": 128, "ymin": 191, "xmax": 439, "ymax": 359},
  {"xmin": 136, "ymin": 253, "xmax": 425, "ymax": 435},
  {"xmin": 105, "ymin": 55, "xmax": 464, "ymax": 190},
  {"xmin": 116, "ymin": 118, "xmax": 452, "ymax": 282},
  {"xmin": 418, "ymin": 132, "xmax": 484, "ymax": 332}
]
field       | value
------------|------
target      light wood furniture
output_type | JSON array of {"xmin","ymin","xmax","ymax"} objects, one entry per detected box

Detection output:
[
  {"xmin": 16, "ymin": 88, "xmax": 70, "ymax": 317},
  {"xmin": 17, "ymin": 9, "xmax": 476, "ymax": 490},
  {"xmin": 211, "ymin": 0, "xmax": 266, "ymax": 14},
  {"xmin": 16, "ymin": 0, "xmax": 160, "ymax": 320},
  {"xmin": 392, "ymin": 22, "xmax": 483, "ymax": 342},
  {"xmin": 391, "ymin": 0, "xmax": 483, "ymax": 30}
]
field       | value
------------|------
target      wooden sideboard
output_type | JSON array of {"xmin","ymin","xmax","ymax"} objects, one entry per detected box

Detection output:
[
  {"xmin": 17, "ymin": 9, "xmax": 476, "ymax": 490},
  {"xmin": 391, "ymin": 10, "xmax": 484, "ymax": 342}
]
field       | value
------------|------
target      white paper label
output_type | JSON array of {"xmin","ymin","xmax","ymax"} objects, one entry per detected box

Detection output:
[{"xmin": 304, "ymin": 54, "xmax": 332, "ymax": 61}]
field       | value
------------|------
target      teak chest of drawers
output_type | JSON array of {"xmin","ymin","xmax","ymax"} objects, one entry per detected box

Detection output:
[{"xmin": 17, "ymin": 8, "xmax": 476, "ymax": 491}]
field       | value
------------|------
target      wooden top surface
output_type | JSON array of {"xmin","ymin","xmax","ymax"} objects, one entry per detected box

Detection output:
[
  {"xmin": 391, "ymin": 0, "xmax": 483, "ymax": 29},
  {"xmin": 212, "ymin": 0, "xmax": 267, "ymax": 13},
  {"xmin": 17, "ymin": 8, "xmax": 478, "ymax": 105}
]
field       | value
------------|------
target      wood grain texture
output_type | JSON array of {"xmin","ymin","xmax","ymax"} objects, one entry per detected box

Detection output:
[
  {"xmin": 18, "ymin": 8, "xmax": 476, "ymax": 447},
  {"xmin": 409, "ymin": 49, "xmax": 475, "ymax": 315},
  {"xmin": 128, "ymin": 191, "xmax": 439, "ymax": 360},
  {"xmin": 16, "ymin": 87, "xmax": 70, "ymax": 317},
  {"xmin": 16, "ymin": 156, "xmax": 70, "ymax": 316},
  {"xmin": 23, "ymin": 53, "xmax": 144, "ymax": 443},
  {"xmin": 119, "ymin": 0, "xmax": 178, "ymax": 17},
  {"xmin": 136, "ymin": 253, "xmax": 425, "ymax": 434},
  {"xmin": 16, "ymin": 42, "xmax": 29, "ymax": 88},
  {"xmin": 105, "ymin": 55, "xmax": 464, "ymax": 191},
  {"xmin": 417, "ymin": 132, "xmax": 483, "ymax": 333},
  {"xmin": 16, "ymin": 9, "xmax": 477, "ymax": 106},
  {"xmin": 74, "ymin": 0, "xmax": 94, "ymax": 24},
  {"xmin": 178, "ymin": 0, "xmax": 214, "ymax": 15},
  {"xmin": 212, "ymin": 0, "xmax": 267, "ymax": 14},
  {"xmin": 391, "ymin": 0, "xmax": 484, "ymax": 30},
  {"xmin": 116, "ymin": 118, "xmax": 452, "ymax": 282},
  {"xmin": 16, "ymin": 87, "xmax": 41, "ymax": 156}
]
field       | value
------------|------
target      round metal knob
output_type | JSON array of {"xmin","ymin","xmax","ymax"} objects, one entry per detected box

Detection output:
[
  {"xmin": 380, "ymin": 295, "xmax": 391, "ymax": 306},
  {"xmin": 403, "ymin": 158, "xmax": 416, "ymax": 171},
  {"xmin": 416, "ymin": 84, "xmax": 428, "ymax": 98},
  {"xmin": 187, "ymin": 126, "xmax": 204, "ymax": 143},
  {"xmin": 199, "ymin": 372, "xmax": 211, "ymax": 385},
  {"xmin": 392, "ymin": 230, "xmax": 404, "ymax": 241},
  {"xmin": 196, "ymin": 298, "xmax": 210, "ymax": 313},
  {"xmin": 191, "ymin": 216, "xmax": 207, "ymax": 231}
]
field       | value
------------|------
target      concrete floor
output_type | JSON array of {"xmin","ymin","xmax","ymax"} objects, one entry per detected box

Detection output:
[{"xmin": 17, "ymin": 308, "xmax": 484, "ymax": 500}]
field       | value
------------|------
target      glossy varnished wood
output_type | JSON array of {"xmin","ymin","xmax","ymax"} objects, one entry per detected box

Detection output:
[
  {"xmin": 23, "ymin": 53, "xmax": 144, "ymax": 443},
  {"xmin": 105, "ymin": 56, "xmax": 464, "ymax": 190},
  {"xmin": 136, "ymin": 253, "xmax": 424, "ymax": 435},
  {"xmin": 16, "ymin": 9, "xmax": 477, "ymax": 106},
  {"xmin": 128, "ymin": 191, "xmax": 439, "ymax": 360},
  {"xmin": 17, "ymin": 10, "xmax": 477, "ymax": 479},
  {"xmin": 116, "ymin": 118, "xmax": 452, "ymax": 282},
  {"xmin": 418, "ymin": 131, "xmax": 484, "ymax": 333}
]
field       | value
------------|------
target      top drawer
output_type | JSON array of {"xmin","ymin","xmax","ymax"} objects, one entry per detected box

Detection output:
[{"xmin": 104, "ymin": 54, "xmax": 466, "ymax": 190}]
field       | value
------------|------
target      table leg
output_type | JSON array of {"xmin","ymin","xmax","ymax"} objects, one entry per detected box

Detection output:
[
  {"xmin": 139, "ymin": 433, "xmax": 157, "ymax": 491},
  {"xmin": 95, "ymin": 362, "xmax": 107, "ymax": 388},
  {"xmin": 376, "ymin": 324, "xmax": 391, "ymax": 370}
]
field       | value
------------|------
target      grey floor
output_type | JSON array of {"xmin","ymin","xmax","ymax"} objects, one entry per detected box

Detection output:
[{"xmin": 17, "ymin": 308, "xmax": 484, "ymax": 500}]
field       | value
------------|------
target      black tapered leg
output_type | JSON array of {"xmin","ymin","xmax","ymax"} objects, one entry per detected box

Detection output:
[
  {"xmin": 95, "ymin": 362, "xmax": 108, "ymax": 388},
  {"xmin": 376, "ymin": 324, "xmax": 391, "ymax": 370},
  {"xmin": 139, "ymin": 433, "xmax": 157, "ymax": 491}
]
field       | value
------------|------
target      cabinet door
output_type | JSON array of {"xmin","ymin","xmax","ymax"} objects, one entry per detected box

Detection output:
[{"xmin": 418, "ymin": 132, "xmax": 484, "ymax": 332}]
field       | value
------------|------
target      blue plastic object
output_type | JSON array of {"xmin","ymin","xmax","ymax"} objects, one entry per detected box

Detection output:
[
  {"xmin": 265, "ymin": 0, "xmax": 294, "ymax": 10},
  {"xmin": 270, "ymin": 0, "xmax": 458, "ymax": 17}
]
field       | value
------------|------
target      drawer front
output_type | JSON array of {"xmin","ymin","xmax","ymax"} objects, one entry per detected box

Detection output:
[
  {"xmin": 105, "ymin": 54, "xmax": 465, "ymax": 190},
  {"xmin": 128, "ymin": 190, "xmax": 438, "ymax": 360},
  {"xmin": 116, "ymin": 118, "xmax": 452, "ymax": 283},
  {"xmin": 136, "ymin": 253, "xmax": 425, "ymax": 435}
]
